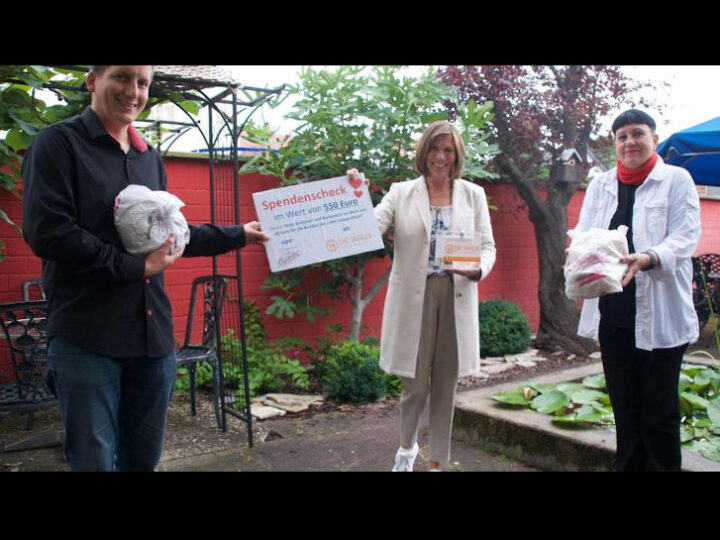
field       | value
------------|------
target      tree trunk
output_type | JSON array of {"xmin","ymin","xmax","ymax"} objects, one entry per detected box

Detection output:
[
  {"xmin": 531, "ymin": 201, "xmax": 597, "ymax": 356},
  {"xmin": 348, "ymin": 265, "xmax": 391, "ymax": 341},
  {"xmin": 496, "ymin": 153, "xmax": 597, "ymax": 356}
]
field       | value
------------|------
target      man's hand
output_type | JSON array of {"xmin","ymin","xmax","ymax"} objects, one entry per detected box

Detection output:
[
  {"xmin": 144, "ymin": 234, "xmax": 185, "ymax": 277},
  {"xmin": 347, "ymin": 168, "xmax": 369, "ymax": 187},
  {"xmin": 244, "ymin": 221, "xmax": 269, "ymax": 245}
]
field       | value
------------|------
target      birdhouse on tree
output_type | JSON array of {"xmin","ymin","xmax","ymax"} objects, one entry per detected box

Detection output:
[{"xmin": 552, "ymin": 148, "xmax": 583, "ymax": 184}]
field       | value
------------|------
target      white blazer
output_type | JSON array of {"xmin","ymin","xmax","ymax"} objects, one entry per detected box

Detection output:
[
  {"xmin": 576, "ymin": 157, "xmax": 701, "ymax": 350},
  {"xmin": 374, "ymin": 177, "xmax": 496, "ymax": 378}
]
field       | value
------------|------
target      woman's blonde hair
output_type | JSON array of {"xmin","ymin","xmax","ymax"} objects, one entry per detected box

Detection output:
[{"xmin": 414, "ymin": 120, "xmax": 465, "ymax": 180}]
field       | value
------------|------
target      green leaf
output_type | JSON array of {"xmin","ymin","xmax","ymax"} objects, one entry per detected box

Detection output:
[
  {"xmin": 528, "ymin": 382, "xmax": 558, "ymax": 394},
  {"xmin": 491, "ymin": 391, "xmax": 530, "ymax": 406},
  {"xmin": 178, "ymin": 100, "xmax": 201, "ymax": 116},
  {"xmin": 0, "ymin": 209, "xmax": 21, "ymax": 234},
  {"xmin": 681, "ymin": 364, "xmax": 705, "ymax": 378},
  {"xmin": 680, "ymin": 425, "xmax": 696, "ymax": 443},
  {"xmin": 707, "ymin": 398, "xmax": 720, "ymax": 428},
  {"xmin": 678, "ymin": 372, "xmax": 694, "ymax": 392},
  {"xmin": 689, "ymin": 415, "xmax": 713, "ymax": 428},
  {"xmin": 551, "ymin": 413, "xmax": 579, "ymax": 425},
  {"xmin": 4, "ymin": 128, "xmax": 34, "ymax": 152},
  {"xmin": 680, "ymin": 391, "xmax": 711, "ymax": 411},
  {"xmin": 552, "ymin": 403, "xmax": 612, "ymax": 425},
  {"xmin": 556, "ymin": 382, "xmax": 586, "ymax": 393},
  {"xmin": 695, "ymin": 369, "xmax": 720, "ymax": 388},
  {"xmin": 530, "ymin": 390, "xmax": 569, "ymax": 414},
  {"xmin": 582, "ymin": 374, "xmax": 606, "ymax": 389},
  {"xmin": 698, "ymin": 439, "xmax": 720, "ymax": 462},
  {"xmin": 8, "ymin": 111, "xmax": 39, "ymax": 136},
  {"xmin": 566, "ymin": 389, "xmax": 611, "ymax": 405}
]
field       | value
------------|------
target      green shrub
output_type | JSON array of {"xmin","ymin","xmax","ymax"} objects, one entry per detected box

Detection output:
[
  {"xmin": 242, "ymin": 299, "xmax": 267, "ymax": 349},
  {"xmin": 244, "ymin": 347, "xmax": 310, "ymax": 397},
  {"xmin": 175, "ymin": 362, "xmax": 214, "ymax": 392},
  {"xmin": 478, "ymin": 299, "xmax": 531, "ymax": 357},
  {"xmin": 221, "ymin": 329, "xmax": 309, "ymax": 400},
  {"xmin": 324, "ymin": 340, "xmax": 387, "ymax": 403}
]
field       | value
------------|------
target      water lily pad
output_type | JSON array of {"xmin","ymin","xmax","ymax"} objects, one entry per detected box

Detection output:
[
  {"xmin": 680, "ymin": 391, "xmax": 711, "ymax": 411},
  {"xmin": 491, "ymin": 391, "xmax": 530, "ymax": 406},
  {"xmin": 681, "ymin": 364, "xmax": 705, "ymax": 378},
  {"xmin": 566, "ymin": 389, "xmax": 611, "ymax": 405},
  {"xmin": 680, "ymin": 425, "xmax": 696, "ymax": 443},
  {"xmin": 552, "ymin": 404, "xmax": 611, "ymax": 426},
  {"xmin": 530, "ymin": 390, "xmax": 569, "ymax": 414},
  {"xmin": 707, "ymin": 398, "xmax": 720, "ymax": 428},
  {"xmin": 551, "ymin": 413, "xmax": 577, "ymax": 424},
  {"xmin": 695, "ymin": 369, "xmax": 720, "ymax": 387},
  {"xmin": 556, "ymin": 382, "xmax": 586, "ymax": 393},
  {"xmin": 528, "ymin": 383, "xmax": 559, "ymax": 394},
  {"xmin": 682, "ymin": 439, "xmax": 704, "ymax": 450},
  {"xmin": 698, "ymin": 438, "xmax": 720, "ymax": 462},
  {"xmin": 678, "ymin": 373, "xmax": 694, "ymax": 392},
  {"xmin": 588, "ymin": 401, "xmax": 614, "ymax": 416},
  {"xmin": 582, "ymin": 374, "xmax": 606, "ymax": 389},
  {"xmin": 690, "ymin": 416, "xmax": 714, "ymax": 428}
]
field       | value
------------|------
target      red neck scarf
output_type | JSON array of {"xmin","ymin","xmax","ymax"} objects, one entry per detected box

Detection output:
[
  {"xmin": 127, "ymin": 125, "xmax": 148, "ymax": 153},
  {"xmin": 616, "ymin": 152, "xmax": 658, "ymax": 185}
]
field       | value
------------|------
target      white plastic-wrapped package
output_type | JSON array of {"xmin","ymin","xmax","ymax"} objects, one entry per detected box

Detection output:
[
  {"xmin": 564, "ymin": 225, "xmax": 629, "ymax": 300},
  {"xmin": 114, "ymin": 184, "xmax": 190, "ymax": 256}
]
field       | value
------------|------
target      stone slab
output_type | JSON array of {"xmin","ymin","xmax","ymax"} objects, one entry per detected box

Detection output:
[
  {"xmin": 262, "ymin": 393, "xmax": 324, "ymax": 413},
  {"xmin": 250, "ymin": 404, "xmax": 287, "ymax": 420}
]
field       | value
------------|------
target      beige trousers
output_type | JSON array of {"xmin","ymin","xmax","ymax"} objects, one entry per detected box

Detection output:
[{"xmin": 399, "ymin": 274, "xmax": 459, "ymax": 465}]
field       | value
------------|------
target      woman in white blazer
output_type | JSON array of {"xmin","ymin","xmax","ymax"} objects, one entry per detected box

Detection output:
[{"xmin": 352, "ymin": 120, "xmax": 496, "ymax": 471}]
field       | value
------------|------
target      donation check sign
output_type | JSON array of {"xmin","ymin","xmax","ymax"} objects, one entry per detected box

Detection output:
[{"xmin": 253, "ymin": 174, "xmax": 384, "ymax": 272}]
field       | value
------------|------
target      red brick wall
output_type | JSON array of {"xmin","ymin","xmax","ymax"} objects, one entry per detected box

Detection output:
[{"xmin": 3, "ymin": 156, "xmax": 720, "ymax": 376}]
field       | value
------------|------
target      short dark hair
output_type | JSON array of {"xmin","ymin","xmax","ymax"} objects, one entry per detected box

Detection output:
[
  {"xmin": 612, "ymin": 109, "xmax": 656, "ymax": 135},
  {"xmin": 88, "ymin": 65, "xmax": 154, "ymax": 76}
]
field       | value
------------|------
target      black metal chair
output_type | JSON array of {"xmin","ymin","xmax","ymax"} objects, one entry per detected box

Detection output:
[
  {"xmin": 22, "ymin": 279, "xmax": 46, "ymax": 302},
  {"xmin": 0, "ymin": 300, "xmax": 62, "ymax": 450},
  {"xmin": 176, "ymin": 275, "xmax": 228, "ymax": 429},
  {"xmin": 692, "ymin": 254, "xmax": 720, "ymax": 338}
]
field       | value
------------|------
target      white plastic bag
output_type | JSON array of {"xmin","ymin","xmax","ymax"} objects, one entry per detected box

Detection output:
[
  {"xmin": 564, "ymin": 225, "xmax": 629, "ymax": 300},
  {"xmin": 114, "ymin": 184, "xmax": 190, "ymax": 256}
]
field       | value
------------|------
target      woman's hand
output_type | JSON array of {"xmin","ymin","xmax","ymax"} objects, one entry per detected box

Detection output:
[
  {"xmin": 619, "ymin": 252, "xmax": 652, "ymax": 287},
  {"xmin": 447, "ymin": 267, "xmax": 482, "ymax": 281}
]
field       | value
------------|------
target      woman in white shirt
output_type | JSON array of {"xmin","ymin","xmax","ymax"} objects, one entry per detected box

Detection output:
[
  {"xmin": 349, "ymin": 120, "xmax": 496, "ymax": 471},
  {"xmin": 574, "ymin": 109, "xmax": 701, "ymax": 471}
]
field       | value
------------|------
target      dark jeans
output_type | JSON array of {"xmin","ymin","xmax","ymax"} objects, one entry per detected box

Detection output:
[
  {"xmin": 46, "ymin": 337, "xmax": 177, "ymax": 472},
  {"xmin": 599, "ymin": 325, "xmax": 687, "ymax": 472}
]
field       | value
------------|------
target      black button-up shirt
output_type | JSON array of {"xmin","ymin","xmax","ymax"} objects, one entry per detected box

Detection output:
[{"xmin": 22, "ymin": 107, "xmax": 246, "ymax": 359}]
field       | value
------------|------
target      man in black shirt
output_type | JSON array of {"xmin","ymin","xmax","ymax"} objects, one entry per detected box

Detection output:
[{"xmin": 22, "ymin": 65, "xmax": 268, "ymax": 471}]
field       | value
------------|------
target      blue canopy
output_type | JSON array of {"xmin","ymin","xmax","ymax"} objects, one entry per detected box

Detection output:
[{"xmin": 657, "ymin": 116, "xmax": 720, "ymax": 186}]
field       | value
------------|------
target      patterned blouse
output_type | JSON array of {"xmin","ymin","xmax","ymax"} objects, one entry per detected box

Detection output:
[{"xmin": 427, "ymin": 205, "xmax": 452, "ymax": 275}]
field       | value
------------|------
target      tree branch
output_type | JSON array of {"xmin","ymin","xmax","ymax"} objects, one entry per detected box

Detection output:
[
  {"xmin": 359, "ymin": 266, "xmax": 391, "ymax": 309},
  {"xmin": 495, "ymin": 153, "xmax": 549, "ymax": 222}
]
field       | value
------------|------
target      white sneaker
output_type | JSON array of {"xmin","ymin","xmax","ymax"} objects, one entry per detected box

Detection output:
[{"xmin": 392, "ymin": 443, "xmax": 419, "ymax": 472}]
